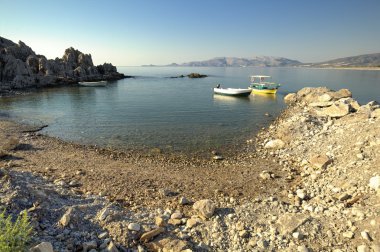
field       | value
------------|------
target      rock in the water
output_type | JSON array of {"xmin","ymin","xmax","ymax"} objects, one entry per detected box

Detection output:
[
  {"xmin": 193, "ymin": 199, "xmax": 216, "ymax": 218},
  {"xmin": 30, "ymin": 242, "xmax": 54, "ymax": 252},
  {"xmin": 369, "ymin": 176, "xmax": 380, "ymax": 190},
  {"xmin": 264, "ymin": 139, "xmax": 285, "ymax": 149}
]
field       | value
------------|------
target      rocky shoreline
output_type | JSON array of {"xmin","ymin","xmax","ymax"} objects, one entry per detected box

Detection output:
[
  {"xmin": 0, "ymin": 37, "xmax": 126, "ymax": 94},
  {"xmin": 1, "ymin": 87, "xmax": 379, "ymax": 252}
]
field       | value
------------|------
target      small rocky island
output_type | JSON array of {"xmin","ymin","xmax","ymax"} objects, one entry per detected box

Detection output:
[
  {"xmin": 170, "ymin": 73, "xmax": 208, "ymax": 78},
  {"xmin": 0, "ymin": 36, "xmax": 126, "ymax": 93}
]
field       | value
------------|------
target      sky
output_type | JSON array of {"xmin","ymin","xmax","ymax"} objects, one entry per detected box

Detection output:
[{"xmin": 1, "ymin": 0, "xmax": 380, "ymax": 66}]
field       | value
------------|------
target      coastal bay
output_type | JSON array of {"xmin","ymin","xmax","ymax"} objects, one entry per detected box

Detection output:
[{"xmin": 1, "ymin": 87, "xmax": 379, "ymax": 251}]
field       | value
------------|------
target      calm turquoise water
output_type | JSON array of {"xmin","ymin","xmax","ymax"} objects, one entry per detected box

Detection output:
[{"xmin": 0, "ymin": 67, "xmax": 379, "ymax": 153}]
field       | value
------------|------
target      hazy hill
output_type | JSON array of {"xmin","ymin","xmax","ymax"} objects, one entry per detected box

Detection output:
[
  {"xmin": 168, "ymin": 56, "xmax": 302, "ymax": 67},
  {"xmin": 306, "ymin": 53, "xmax": 380, "ymax": 68}
]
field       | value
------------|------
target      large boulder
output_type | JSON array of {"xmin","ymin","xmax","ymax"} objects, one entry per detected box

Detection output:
[{"xmin": 0, "ymin": 36, "xmax": 125, "ymax": 91}]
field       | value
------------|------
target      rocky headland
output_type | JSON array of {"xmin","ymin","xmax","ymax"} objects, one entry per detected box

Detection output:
[
  {"xmin": 0, "ymin": 87, "xmax": 379, "ymax": 252},
  {"xmin": 0, "ymin": 37, "xmax": 126, "ymax": 94}
]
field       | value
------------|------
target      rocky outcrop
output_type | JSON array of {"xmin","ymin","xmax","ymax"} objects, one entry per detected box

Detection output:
[{"xmin": 0, "ymin": 36, "xmax": 125, "ymax": 92}]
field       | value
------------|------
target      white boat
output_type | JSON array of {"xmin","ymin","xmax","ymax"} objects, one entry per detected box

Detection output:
[
  {"xmin": 213, "ymin": 86, "xmax": 252, "ymax": 97},
  {"xmin": 78, "ymin": 81, "xmax": 107, "ymax": 87}
]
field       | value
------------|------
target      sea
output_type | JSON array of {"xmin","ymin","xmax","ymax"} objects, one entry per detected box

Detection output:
[{"xmin": 0, "ymin": 67, "xmax": 379, "ymax": 154}]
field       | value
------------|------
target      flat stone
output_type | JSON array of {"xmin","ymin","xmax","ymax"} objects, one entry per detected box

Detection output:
[
  {"xmin": 264, "ymin": 139, "xmax": 285, "ymax": 149},
  {"xmin": 309, "ymin": 154, "xmax": 332, "ymax": 169},
  {"xmin": 277, "ymin": 213, "xmax": 309, "ymax": 235},
  {"xmin": 171, "ymin": 212, "xmax": 183, "ymax": 219},
  {"xmin": 147, "ymin": 238, "xmax": 189, "ymax": 252},
  {"xmin": 318, "ymin": 93, "xmax": 333, "ymax": 102},
  {"xmin": 128, "ymin": 223, "xmax": 141, "ymax": 231},
  {"xmin": 329, "ymin": 89, "xmax": 352, "ymax": 100},
  {"xmin": 369, "ymin": 176, "xmax": 380, "ymax": 190},
  {"xmin": 315, "ymin": 101, "xmax": 350, "ymax": 118},
  {"xmin": 30, "ymin": 242, "xmax": 54, "ymax": 252},
  {"xmin": 140, "ymin": 227, "xmax": 165, "ymax": 242},
  {"xmin": 193, "ymin": 199, "xmax": 216, "ymax": 218},
  {"xmin": 309, "ymin": 101, "xmax": 334, "ymax": 107}
]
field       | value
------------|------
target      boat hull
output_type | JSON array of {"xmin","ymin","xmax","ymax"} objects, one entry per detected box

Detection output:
[
  {"xmin": 250, "ymin": 88, "xmax": 278, "ymax": 94},
  {"xmin": 213, "ymin": 88, "xmax": 252, "ymax": 97}
]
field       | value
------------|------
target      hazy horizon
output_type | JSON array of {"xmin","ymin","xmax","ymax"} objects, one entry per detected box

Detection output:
[{"xmin": 1, "ymin": 0, "xmax": 380, "ymax": 66}]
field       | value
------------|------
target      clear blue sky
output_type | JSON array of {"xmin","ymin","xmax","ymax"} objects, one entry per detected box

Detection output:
[{"xmin": 1, "ymin": 0, "xmax": 380, "ymax": 66}]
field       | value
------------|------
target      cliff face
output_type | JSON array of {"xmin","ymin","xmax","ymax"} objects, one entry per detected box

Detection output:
[{"xmin": 0, "ymin": 37, "xmax": 125, "ymax": 92}]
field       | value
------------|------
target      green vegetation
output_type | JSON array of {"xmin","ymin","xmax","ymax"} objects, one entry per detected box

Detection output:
[{"xmin": 0, "ymin": 210, "xmax": 33, "ymax": 252}]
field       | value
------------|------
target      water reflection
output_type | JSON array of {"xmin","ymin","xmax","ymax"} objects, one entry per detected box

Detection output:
[{"xmin": 212, "ymin": 94, "xmax": 251, "ymax": 104}]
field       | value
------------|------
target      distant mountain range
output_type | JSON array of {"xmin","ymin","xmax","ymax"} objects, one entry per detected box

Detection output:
[
  {"xmin": 143, "ymin": 53, "xmax": 380, "ymax": 68},
  {"xmin": 303, "ymin": 53, "xmax": 380, "ymax": 68},
  {"xmin": 166, "ymin": 56, "xmax": 301, "ymax": 67}
]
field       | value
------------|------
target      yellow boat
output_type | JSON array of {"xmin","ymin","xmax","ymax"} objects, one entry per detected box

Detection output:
[{"xmin": 249, "ymin": 75, "xmax": 280, "ymax": 94}]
